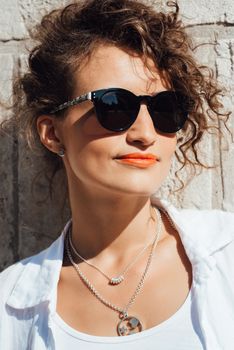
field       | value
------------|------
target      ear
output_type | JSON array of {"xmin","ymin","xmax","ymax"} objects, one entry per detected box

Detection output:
[{"xmin": 37, "ymin": 115, "xmax": 63, "ymax": 154}]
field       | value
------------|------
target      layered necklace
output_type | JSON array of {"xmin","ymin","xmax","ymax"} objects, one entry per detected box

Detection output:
[
  {"xmin": 68, "ymin": 209, "xmax": 159, "ymax": 285},
  {"xmin": 65, "ymin": 206, "xmax": 162, "ymax": 336}
]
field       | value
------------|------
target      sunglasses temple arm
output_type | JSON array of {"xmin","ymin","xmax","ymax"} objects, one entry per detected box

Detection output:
[{"xmin": 50, "ymin": 92, "xmax": 92, "ymax": 114}]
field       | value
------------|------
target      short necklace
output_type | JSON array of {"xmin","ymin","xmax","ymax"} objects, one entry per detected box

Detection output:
[
  {"xmin": 65, "ymin": 207, "xmax": 162, "ymax": 336},
  {"xmin": 68, "ymin": 206, "xmax": 158, "ymax": 285}
]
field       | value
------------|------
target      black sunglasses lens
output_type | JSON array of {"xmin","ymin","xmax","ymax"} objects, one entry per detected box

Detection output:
[
  {"xmin": 95, "ymin": 90, "xmax": 139, "ymax": 131},
  {"xmin": 149, "ymin": 91, "xmax": 190, "ymax": 133}
]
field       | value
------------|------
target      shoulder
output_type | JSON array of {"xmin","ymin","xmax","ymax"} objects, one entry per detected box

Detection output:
[
  {"xmin": 0, "ymin": 255, "xmax": 41, "ymax": 348},
  {"xmin": 0, "ymin": 247, "xmax": 49, "ymax": 305},
  {"xmin": 175, "ymin": 206, "xmax": 234, "ymax": 248},
  {"xmin": 170, "ymin": 205, "xmax": 234, "ymax": 279},
  {"xmin": 151, "ymin": 196, "xmax": 234, "ymax": 261},
  {"xmin": 152, "ymin": 195, "xmax": 234, "ymax": 236},
  {"xmin": 0, "ymin": 227, "xmax": 66, "ymax": 309},
  {"xmin": 177, "ymin": 206, "xmax": 234, "ymax": 225},
  {"xmin": 0, "ymin": 228, "xmax": 67, "ymax": 349},
  {"xmin": 176, "ymin": 206, "xmax": 234, "ymax": 244},
  {"xmin": 151, "ymin": 197, "xmax": 234, "ymax": 347}
]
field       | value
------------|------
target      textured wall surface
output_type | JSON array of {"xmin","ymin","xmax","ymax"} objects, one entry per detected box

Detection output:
[{"xmin": 0, "ymin": 0, "xmax": 234, "ymax": 270}]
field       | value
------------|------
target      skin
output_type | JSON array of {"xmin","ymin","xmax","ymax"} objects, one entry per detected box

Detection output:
[{"xmin": 37, "ymin": 44, "xmax": 192, "ymax": 336}]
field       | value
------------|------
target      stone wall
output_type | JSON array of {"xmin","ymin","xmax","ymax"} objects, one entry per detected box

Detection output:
[{"xmin": 0, "ymin": 0, "xmax": 233, "ymax": 270}]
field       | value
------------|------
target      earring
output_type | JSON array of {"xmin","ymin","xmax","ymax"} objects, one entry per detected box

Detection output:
[{"xmin": 58, "ymin": 148, "xmax": 65, "ymax": 157}]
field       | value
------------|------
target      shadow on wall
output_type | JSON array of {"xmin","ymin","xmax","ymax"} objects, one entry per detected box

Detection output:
[{"xmin": 0, "ymin": 125, "xmax": 70, "ymax": 271}]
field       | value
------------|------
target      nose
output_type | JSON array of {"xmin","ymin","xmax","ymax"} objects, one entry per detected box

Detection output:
[{"xmin": 126, "ymin": 103, "xmax": 157, "ymax": 146}]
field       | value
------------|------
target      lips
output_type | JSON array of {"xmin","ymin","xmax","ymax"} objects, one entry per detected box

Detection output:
[
  {"xmin": 116, "ymin": 153, "xmax": 158, "ymax": 160},
  {"xmin": 115, "ymin": 153, "xmax": 158, "ymax": 168}
]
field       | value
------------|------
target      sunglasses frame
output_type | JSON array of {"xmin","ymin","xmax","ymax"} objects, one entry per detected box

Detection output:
[{"xmin": 50, "ymin": 87, "xmax": 191, "ymax": 133}]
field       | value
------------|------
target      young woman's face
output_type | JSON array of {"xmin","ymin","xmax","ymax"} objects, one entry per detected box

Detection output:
[{"xmin": 54, "ymin": 44, "xmax": 177, "ymax": 197}]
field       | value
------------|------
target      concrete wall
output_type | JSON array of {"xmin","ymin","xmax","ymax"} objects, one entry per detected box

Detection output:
[{"xmin": 0, "ymin": 0, "xmax": 233, "ymax": 270}]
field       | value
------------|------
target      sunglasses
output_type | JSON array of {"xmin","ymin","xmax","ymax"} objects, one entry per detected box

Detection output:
[{"xmin": 50, "ymin": 87, "xmax": 192, "ymax": 133}]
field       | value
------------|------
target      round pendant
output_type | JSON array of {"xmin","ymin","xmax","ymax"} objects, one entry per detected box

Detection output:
[
  {"xmin": 117, "ymin": 316, "xmax": 143, "ymax": 336},
  {"xmin": 109, "ymin": 275, "xmax": 124, "ymax": 285}
]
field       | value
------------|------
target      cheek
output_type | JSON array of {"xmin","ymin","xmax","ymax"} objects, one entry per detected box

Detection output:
[
  {"xmin": 64, "ymin": 128, "xmax": 116, "ymax": 182},
  {"xmin": 65, "ymin": 109, "xmax": 115, "ymax": 145},
  {"xmin": 59, "ymin": 110, "xmax": 120, "ymax": 183},
  {"xmin": 159, "ymin": 134, "xmax": 177, "ymax": 160},
  {"xmin": 153, "ymin": 136, "xmax": 176, "ymax": 189}
]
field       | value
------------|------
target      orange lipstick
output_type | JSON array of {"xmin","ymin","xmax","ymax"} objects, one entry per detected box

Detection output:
[{"xmin": 115, "ymin": 153, "xmax": 158, "ymax": 168}]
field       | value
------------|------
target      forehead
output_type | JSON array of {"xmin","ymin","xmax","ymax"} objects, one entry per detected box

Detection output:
[{"xmin": 73, "ymin": 44, "xmax": 168, "ymax": 95}]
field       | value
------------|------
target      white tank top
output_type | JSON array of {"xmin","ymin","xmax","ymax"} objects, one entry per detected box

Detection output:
[{"xmin": 51, "ymin": 287, "xmax": 203, "ymax": 349}]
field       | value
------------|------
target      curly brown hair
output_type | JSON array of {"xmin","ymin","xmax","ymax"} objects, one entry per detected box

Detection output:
[{"xmin": 4, "ymin": 0, "xmax": 231, "ymax": 194}]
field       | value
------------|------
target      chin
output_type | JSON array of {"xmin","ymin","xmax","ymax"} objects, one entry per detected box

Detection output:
[{"xmin": 106, "ymin": 181, "xmax": 162, "ymax": 197}]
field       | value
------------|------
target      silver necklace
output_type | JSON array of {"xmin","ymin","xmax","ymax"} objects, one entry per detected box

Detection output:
[
  {"xmin": 65, "ymin": 207, "xmax": 162, "ymax": 336},
  {"xmin": 68, "ymin": 206, "xmax": 158, "ymax": 285},
  {"xmin": 159, "ymin": 208, "xmax": 177, "ymax": 231}
]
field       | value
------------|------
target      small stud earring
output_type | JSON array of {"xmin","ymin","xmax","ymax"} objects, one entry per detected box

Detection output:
[{"xmin": 58, "ymin": 148, "xmax": 65, "ymax": 157}]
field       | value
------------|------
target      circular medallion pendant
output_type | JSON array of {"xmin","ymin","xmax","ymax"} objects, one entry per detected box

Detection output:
[{"xmin": 117, "ymin": 316, "xmax": 143, "ymax": 336}]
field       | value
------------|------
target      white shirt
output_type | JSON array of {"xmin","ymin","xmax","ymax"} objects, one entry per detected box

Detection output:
[
  {"xmin": 50, "ymin": 286, "xmax": 202, "ymax": 349},
  {"xmin": 0, "ymin": 196, "xmax": 234, "ymax": 350}
]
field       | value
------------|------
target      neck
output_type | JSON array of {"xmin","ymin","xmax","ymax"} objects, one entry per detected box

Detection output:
[{"xmin": 67, "ymin": 181, "xmax": 162, "ymax": 265}]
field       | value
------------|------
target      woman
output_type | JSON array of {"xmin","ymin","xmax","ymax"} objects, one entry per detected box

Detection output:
[{"xmin": 0, "ymin": 0, "xmax": 234, "ymax": 349}]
